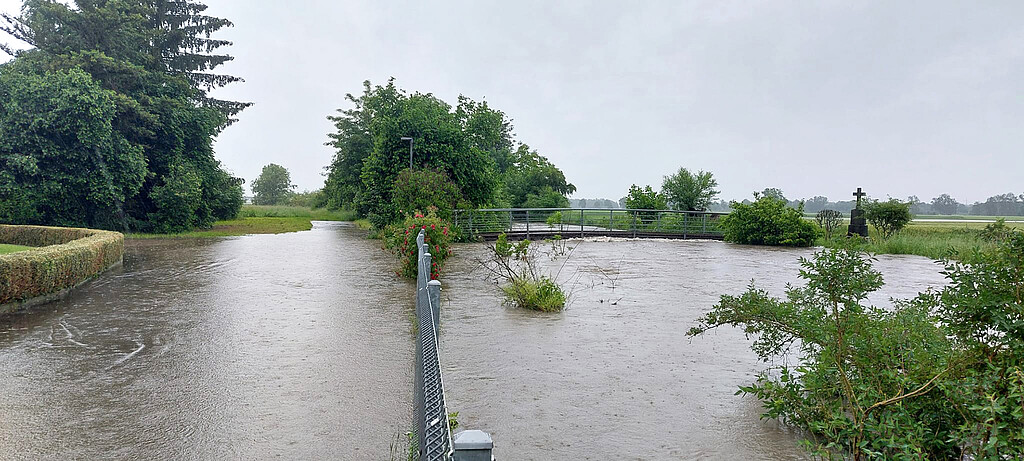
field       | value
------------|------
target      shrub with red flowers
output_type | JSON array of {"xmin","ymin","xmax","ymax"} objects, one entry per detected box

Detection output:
[{"xmin": 383, "ymin": 207, "xmax": 454, "ymax": 279}]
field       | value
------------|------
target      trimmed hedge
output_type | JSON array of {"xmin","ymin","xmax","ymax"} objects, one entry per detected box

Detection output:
[{"xmin": 0, "ymin": 225, "xmax": 124, "ymax": 306}]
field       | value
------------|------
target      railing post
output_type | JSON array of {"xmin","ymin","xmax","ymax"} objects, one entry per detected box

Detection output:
[
  {"xmin": 608, "ymin": 209, "xmax": 613, "ymax": 233},
  {"xmin": 427, "ymin": 280, "xmax": 441, "ymax": 336},
  {"xmin": 453, "ymin": 430, "xmax": 494, "ymax": 461},
  {"xmin": 526, "ymin": 209, "xmax": 530, "ymax": 240},
  {"xmin": 683, "ymin": 213, "xmax": 688, "ymax": 239},
  {"xmin": 702, "ymin": 213, "xmax": 707, "ymax": 235},
  {"xmin": 580, "ymin": 209, "xmax": 584, "ymax": 238},
  {"xmin": 632, "ymin": 212, "xmax": 637, "ymax": 238}
]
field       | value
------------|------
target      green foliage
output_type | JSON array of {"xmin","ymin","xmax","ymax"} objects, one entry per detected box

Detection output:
[
  {"xmin": 0, "ymin": 1, "xmax": 246, "ymax": 233},
  {"xmin": 864, "ymin": 199, "xmax": 912, "ymax": 240},
  {"xmin": 503, "ymin": 145, "xmax": 575, "ymax": 208},
  {"xmin": 322, "ymin": 79, "xmax": 574, "ymax": 228},
  {"xmin": 0, "ymin": 64, "xmax": 146, "ymax": 229},
  {"xmin": 392, "ymin": 168, "xmax": 463, "ymax": 220},
  {"xmin": 662, "ymin": 168, "xmax": 719, "ymax": 211},
  {"xmin": 484, "ymin": 233, "xmax": 567, "ymax": 312},
  {"xmin": 935, "ymin": 230, "xmax": 1024, "ymax": 458},
  {"xmin": 252, "ymin": 163, "xmax": 295, "ymax": 205},
  {"xmin": 688, "ymin": 249, "xmax": 959, "ymax": 459},
  {"xmin": 624, "ymin": 184, "xmax": 667, "ymax": 210},
  {"xmin": 284, "ymin": 190, "xmax": 327, "ymax": 208},
  {"xmin": 815, "ymin": 209, "xmax": 843, "ymax": 240},
  {"xmin": 383, "ymin": 208, "xmax": 453, "ymax": 279},
  {"xmin": 721, "ymin": 195, "xmax": 820, "ymax": 246},
  {"xmin": 689, "ymin": 233, "xmax": 1024, "ymax": 459},
  {"xmin": 0, "ymin": 225, "xmax": 123, "ymax": 305},
  {"xmin": 148, "ymin": 159, "xmax": 203, "ymax": 233}
]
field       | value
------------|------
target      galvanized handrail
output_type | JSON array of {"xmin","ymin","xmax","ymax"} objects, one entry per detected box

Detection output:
[
  {"xmin": 415, "ymin": 230, "xmax": 454, "ymax": 461},
  {"xmin": 452, "ymin": 207, "xmax": 727, "ymax": 240}
]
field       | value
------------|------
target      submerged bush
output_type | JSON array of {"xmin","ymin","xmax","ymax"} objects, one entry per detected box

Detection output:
[
  {"xmin": 502, "ymin": 276, "xmax": 565, "ymax": 312},
  {"xmin": 383, "ymin": 207, "xmax": 452, "ymax": 279},
  {"xmin": 721, "ymin": 194, "xmax": 820, "ymax": 246},
  {"xmin": 483, "ymin": 233, "xmax": 567, "ymax": 312}
]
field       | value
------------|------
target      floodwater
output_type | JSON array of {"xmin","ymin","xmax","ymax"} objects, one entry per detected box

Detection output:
[
  {"xmin": 439, "ymin": 238, "xmax": 949, "ymax": 460},
  {"xmin": 0, "ymin": 222, "xmax": 412, "ymax": 460}
]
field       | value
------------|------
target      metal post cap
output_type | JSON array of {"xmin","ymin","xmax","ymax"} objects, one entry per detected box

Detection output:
[
  {"xmin": 453, "ymin": 430, "xmax": 493, "ymax": 449},
  {"xmin": 427, "ymin": 280, "xmax": 441, "ymax": 287}
]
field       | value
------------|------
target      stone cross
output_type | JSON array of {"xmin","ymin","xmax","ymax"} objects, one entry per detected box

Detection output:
[{"xmin": 853, "ymin": 187, "xmax": 866, "ymax": 209}]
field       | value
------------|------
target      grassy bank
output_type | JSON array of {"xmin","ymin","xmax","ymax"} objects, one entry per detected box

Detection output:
[
  {"xmin": 0, "ymin": 244, "xmax": 32, "ymax": 255},
  {"xmin": 129, "ymin": 206, "xmax": 356, "ymax": 239},
  {"xmin": 821, "ymin": 220, "xmax": 1023, "ymax": 260}
]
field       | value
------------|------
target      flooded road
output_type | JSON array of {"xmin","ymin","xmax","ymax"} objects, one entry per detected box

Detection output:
[
  {"xmin": 439, "ymin": 239, "xmax": 949, "ymax": 460},
  {"xmin": 0, "ymin": 222, "xmax": 412, "ymax": 460}
]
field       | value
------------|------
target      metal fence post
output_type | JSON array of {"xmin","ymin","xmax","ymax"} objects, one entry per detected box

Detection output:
[
  {"xmin": 580, "ymin": 209, "xmax": 584, "ymax": 238},
  {"xmin": 453, "ymin": 430, "xmax": 494, "ymax": 461},
  {"xmin": 608, "ymin": 209, "xmax": 613, "ymax": 232},
  {"xmin": 526, "ymin": 209, "xmax": 530, "ymax": 240},
  {"xmin": 427, "ymin": 280, "xmax": 441, "ymax": 336}
]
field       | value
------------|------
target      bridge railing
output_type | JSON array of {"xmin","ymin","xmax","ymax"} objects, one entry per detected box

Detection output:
[{"xmin": 452, "ymin": 208, "xmax": 728, "ymax": 240}]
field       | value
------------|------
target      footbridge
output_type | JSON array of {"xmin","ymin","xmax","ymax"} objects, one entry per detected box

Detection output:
[{"xmin": 452, "ymin": 208, "xmax": 727, "ymax": 241}]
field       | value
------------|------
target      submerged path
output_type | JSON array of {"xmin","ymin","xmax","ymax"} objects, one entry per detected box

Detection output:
[{"xmin": 0, "ymin": 222, "xmax": 412, "ymax": 460}]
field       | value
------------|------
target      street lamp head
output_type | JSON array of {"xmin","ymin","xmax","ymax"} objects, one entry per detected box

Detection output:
[{"xmin": 400, "ymin": 137, "xmax": 413, "ymax": 141}]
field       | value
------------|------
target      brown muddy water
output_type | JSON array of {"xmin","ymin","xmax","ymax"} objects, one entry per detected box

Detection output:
[
  {"xmin": 0, "ymin": 222, "xmax": 412, "ymax": 460},
  {"xmin": 439, "ymin": 238, "xmax": 949, "ymax": 460}
]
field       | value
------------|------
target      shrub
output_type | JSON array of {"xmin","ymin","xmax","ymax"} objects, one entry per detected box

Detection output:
[
  {"xmin": 935, "ymin": 229, "xmax": 1024, "ymax": 457},
  {"xmin": 483, "ymin": 233, "xmax": 567, "ymax": 312},
  {"xmin": 864, "ymin": 199, "xmax": 912, "ymax": 240},
  {"xmin": 688, "ymin": 248, "xmax": 959, "ymax": 459},
  {"xmin": 392, "ymin": 168, "xmax": 463, "ymax": 221},
  {"xmin": 502, "ymin": 276, "xmax": 566, "ymax": 312},
  {"xmin": 383, "ymin": 208, "xmax": 453, "ymax": 279},
  {"xmin": 0, "ymin": 225, "xmax": 123, "ymax": 306},
  {"xmin": 815, "ymin": 209, "xmax": 843, "ymax": 240},
  {"xmin": 721, "ymin": 195, "xmax": 820, "ymax": 246}
]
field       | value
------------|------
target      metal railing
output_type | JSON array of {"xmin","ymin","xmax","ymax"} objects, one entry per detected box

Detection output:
[
  {"xmin": 414, "ymin": 230, "xmax": 454, "ymax": 461},
  {"xmin": 452, "ymin": 208, "xmax": 728, "ymax": 240}
]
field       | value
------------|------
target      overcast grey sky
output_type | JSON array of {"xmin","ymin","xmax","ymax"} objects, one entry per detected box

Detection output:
[{"xmin": 2, "ymin": 1, "xmax": 1022, "ymax": 203}]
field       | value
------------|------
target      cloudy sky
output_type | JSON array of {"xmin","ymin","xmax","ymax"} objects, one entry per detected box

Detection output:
[{"xmin": 2, "ymin": 1, "xmax": 1022, "ymax": 203}]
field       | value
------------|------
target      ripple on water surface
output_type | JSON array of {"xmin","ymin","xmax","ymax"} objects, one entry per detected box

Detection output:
[
  {"xmin": 0, "ymin": 222, "xmax": 413, "ymax": 460},
  {"xmin": 439, "ymin": 239, "xmax": 948, "ymax": 460}
]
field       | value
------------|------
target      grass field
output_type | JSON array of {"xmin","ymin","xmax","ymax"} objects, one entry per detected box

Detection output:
[
  {"xmin": 821, "ymin": 220, "xmax": 1023, "ymax": 260},
  {"xmin": 129, "ymin": 206, "xmax": 356, "ymax": 239},
  {"xmin": 0, "ymin": 243, "xmax": 32, "ymax": 255}
]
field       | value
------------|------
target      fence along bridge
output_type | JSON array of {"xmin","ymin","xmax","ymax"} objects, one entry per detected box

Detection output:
[{"xmin": 453, "ymin": 208, "xmax": 727, "ymax": 241}]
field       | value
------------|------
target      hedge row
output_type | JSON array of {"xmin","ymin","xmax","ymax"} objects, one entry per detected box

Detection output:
[{"xmin": 0, "ymin": 225, "xmax": 124, "ymax": 306}]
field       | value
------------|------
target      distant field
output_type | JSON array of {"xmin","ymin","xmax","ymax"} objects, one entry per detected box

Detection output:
[
  {"xmin": 0, "ymin": 243, "xmax": 32, "ymax": 255},
  {"xmin": 238, "ymin": 205, "xmax": 356, "ymax": 221},
  {"xmin": 821, "ymin": 219, "xmax": 1020, "ymax": 260},
  {"xmin": 129, "ymin": 206, "xmax": 356, "ymax": 239}
]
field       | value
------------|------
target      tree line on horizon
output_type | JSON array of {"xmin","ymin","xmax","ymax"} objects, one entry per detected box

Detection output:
[{"xmin": 0, "ymin": 0, "xmax": 248, "ymax": 233}]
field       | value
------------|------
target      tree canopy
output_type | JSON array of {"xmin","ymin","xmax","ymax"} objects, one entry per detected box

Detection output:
[
  {"xmin": 322, "ymin": 79, "xmax": 574, "ymax": 227},
  {"xmin": 252, "ymin": 164, "xmax": 295, "ymax": 206},
  {"xmin": 662, "ymin": 167, "xmax": 719, "ymax": 211},
  {"xmin": 0, "ymin": 0, "xmax": 247, "ymax": 232}
]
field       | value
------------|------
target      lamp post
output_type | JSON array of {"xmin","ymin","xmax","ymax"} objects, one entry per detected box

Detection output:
[{"xmin": 401, "ymin": 137, "xmax": 414, "ymax": 169}]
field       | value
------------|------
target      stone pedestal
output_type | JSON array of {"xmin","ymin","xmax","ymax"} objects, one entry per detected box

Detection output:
[{"xmin": 848, "ymin": 208, "xmax": 869, "ymax": 238}]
